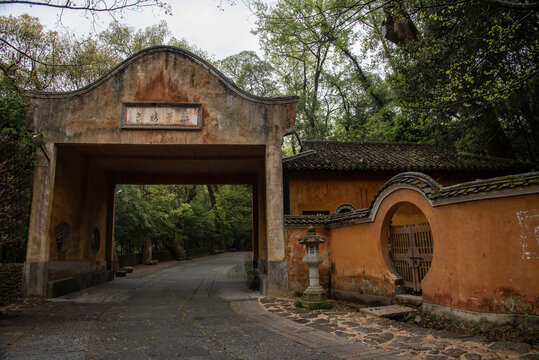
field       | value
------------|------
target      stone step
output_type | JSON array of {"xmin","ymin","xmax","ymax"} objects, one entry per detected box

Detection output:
[
  {"xmin": 395, "ymin": 294, "xmax": 423, "ymax": 307},
  {"xmin": 121, "ymin": 266, "xmax": 134, "ymax": 273},
  {"xmin": 115, "ymin": 270, "xmax": 127, "ymax": 277},
  {"xmin": 361, "ymin": 304, "xmax": 417, "ymax": 318}
]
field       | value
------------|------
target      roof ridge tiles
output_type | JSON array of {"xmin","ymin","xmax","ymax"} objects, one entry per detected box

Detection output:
[{"xmin": 284, "ymin": 140, "xmax": 532, "ymax": 173}]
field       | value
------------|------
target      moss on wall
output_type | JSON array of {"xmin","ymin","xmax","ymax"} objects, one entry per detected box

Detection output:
[{"xmin": 0, "ymin": 263, "xmax": 23, "ymax": 305}]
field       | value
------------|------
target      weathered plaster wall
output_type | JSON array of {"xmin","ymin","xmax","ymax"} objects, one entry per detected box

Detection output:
[
  {"xmin": 47, "ymin": 148, "xmax": 109, "ymax": 281},
  {"xmin": 48, "ymin": 148, "xmax": 86, "ymax": 263},
  {"xmin": 287, "ymin": 170, "xmax": 502, "ymax": 215},
  {"xmin": 330, "ymin": 223, "xmax": 396, "ymax": 297},
  {"xmin": 286, "ymin": 187, "xmax": 539, "ymax": 315},
  {"xmin": 287, "ymin": 171, "xmax": 388, "ymax": 214},
  {"xmin": 422, "ymin": 193, "xmax": 539, "ymax": 315},
  {"xmin": 391, "ymin": 202, "xmax": 427, "ymax": 226},
  {"xmin": 286, "ymin": 227, "xmax": 330, "ymax": 291}
]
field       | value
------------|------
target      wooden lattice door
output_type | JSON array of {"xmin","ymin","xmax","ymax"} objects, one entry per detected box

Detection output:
[{"xmin": 389, "ymin": 223, "xmax": 433, "ymax": 292}]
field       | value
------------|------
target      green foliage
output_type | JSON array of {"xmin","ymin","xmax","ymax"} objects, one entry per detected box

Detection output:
[
  {"xmin": 216, "ymin": 51, "xmax": 278, "ymax": 96},
  {"xmin": 215, "ymin": 185, "xmax": 252, "ymax": 251},
  {"xmin": 0, "ymin": 75, "xmax": 34, "ymax": 261},
  {"xmin": 0, "ymin": 263, "xmax": 23, "ymax": 305},
  {"xmin": 388, "ymin": 0, "xmax": 538, "ymax": 160},
  {"xmin": 253, "ymin": 0, "xmax": 346, "ymax": 139},
  {"xmin": 113, "ymin": 184, "xmax": 252, "ymax": 257},
  {"xmin": 252, "ymin": 0, "xmax": 418, "ymax": 145},
  {"xmin": 0, "ymin": 14, "xmax": 69, "ymax": 91},
  {"xmin": 293, "ymin": 299, "xmax": 334, "ymax": 310},
  {"xmin": 0, "ymin": 15, "xmax": 213, "ymax": 92},
  {"xmin": 308, "ymin": 301, "xmax": 334, "ymax": 310},
  {"xmin": 244, "ymin": 259, "xmax": 255, "ymax": 289},
  {"xmin": 113, "ymin": 185, "xmax": 150, "ymax": 254}
]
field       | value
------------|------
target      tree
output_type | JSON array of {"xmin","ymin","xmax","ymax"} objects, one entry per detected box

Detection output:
[
  {"xmin": 254, "ymin": 0, "xmax": 537, "ymax": 161},
  {"xmin": 0, "ymin": 0, "xmax": 171, "ymax": 90},
  {"xmin": 253, "ymin": 0, "xmax": 341, "ymax": 139},
  {"xmin": 0, "ymin": 1, "xmax": 171, "ymax": 24},
  {"xmin": 386, "ymin": 0, "xmax": 538, "ymax": 160},
  {"xmin": 216, "ymin": 51, "xmax": 278, "ymax": 97},
  {"xmin": 0, "ymin": 14, "xmax": 72, "ymax": 90},
  {"xmin": 113, "ymin": 184, "xmax": 253, "ymax": 260},
  {"xmin": 252, "ymin": 0, "xmax": 415, "ymax": 145},
  {"xmin": 0, "ymin": 74, "xmax": 34, "ymax": 262},
  {"xmin": 0, "ymin": 15, "xmax": 212, "ymax": 91},
  {"xmin": 215, "ymin": 185, "xmax": 252, "ymax": 251},
  {"xmin": 98, "ymin": 20, "xmax": 170, "ymax": 59}
]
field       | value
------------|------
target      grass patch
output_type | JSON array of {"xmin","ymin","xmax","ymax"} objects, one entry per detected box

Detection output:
[
  {"xmin": 243, "ymin": 260, "xmax": 255, "ymax": 289},
  {"xmin": 293, "ymin": 299, "xmax": 334, "ymax": 310},
  {"xmin": 307, "ymin": 301, "xmax": 334, "ymax": 310}
]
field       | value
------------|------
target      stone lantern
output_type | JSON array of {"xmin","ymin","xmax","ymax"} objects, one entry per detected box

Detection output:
[{"xmin": 299, "ymin": 225, "xmax": 327, "ymax": 304}]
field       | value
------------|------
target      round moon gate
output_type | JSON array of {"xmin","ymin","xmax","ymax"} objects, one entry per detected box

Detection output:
[{"xmin": 389, "ymin": 222, "xmax": 433, "ymax": 292}]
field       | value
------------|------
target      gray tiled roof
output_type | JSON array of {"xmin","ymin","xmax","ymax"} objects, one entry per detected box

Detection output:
[
  {"xmin": 283, "ymin": 141, "xmax": 532, "ymax": 173},
  {"xmin": 284, "ymin": 171, "xmax": 539, "ymax": 226}
]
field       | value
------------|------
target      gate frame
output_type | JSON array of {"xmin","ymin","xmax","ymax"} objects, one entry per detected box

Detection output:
[{"xmin": 22, "ymin": 46, "xmax": 298, "ymax": 297}]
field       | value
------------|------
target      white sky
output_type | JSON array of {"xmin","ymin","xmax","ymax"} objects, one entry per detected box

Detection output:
[{"xmin": 0, "ymin": 0, "xmax": 262, "ymax": 60}]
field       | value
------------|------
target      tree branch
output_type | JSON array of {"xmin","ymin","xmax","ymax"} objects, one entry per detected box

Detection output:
[
  {"xmin": 482, "ymin": 0, "xmax": 539, "ymax": 10},
  {"xmin": 0, "ymin": 0, "xmax": 171, "ymax": 13}
]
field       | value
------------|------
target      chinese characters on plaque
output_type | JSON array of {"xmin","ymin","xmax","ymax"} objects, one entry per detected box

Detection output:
[{"xmin": 123, "ymin": 103, "xmax": 202, "ymax": 129}]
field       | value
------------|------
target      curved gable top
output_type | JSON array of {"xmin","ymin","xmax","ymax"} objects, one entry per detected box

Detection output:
[
  {"xmin": 27, "ymin": 46, "xmax": 299, "ymax": 105},
  {"xmin": 26, "ymin": 46, "xmax": 298, "ymax": 146}
]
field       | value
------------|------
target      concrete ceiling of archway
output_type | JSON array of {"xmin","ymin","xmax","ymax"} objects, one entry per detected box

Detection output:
[{"xmin": 59, "ymin": 143, "xmax": 265, "ymax": 184}]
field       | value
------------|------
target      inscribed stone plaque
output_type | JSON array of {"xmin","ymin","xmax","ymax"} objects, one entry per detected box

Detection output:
[{"xmin": 122, "ymin": 103, "xmax": 202, "ymax": 129}]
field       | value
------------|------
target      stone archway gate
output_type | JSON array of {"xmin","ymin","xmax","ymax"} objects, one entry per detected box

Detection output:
[{"xmin": 23, "ymin": 46, "xmax": 298, "ymax": 297}]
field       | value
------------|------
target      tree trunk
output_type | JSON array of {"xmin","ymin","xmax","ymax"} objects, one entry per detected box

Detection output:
[
  {"xmin": 481, "ymin": 105, "xmax": 515, "ymax": 159},
  {"xmin": 112, "ymin": 245, "xmax": 120, "ymax": 271},
  {"xmin": 142, "ymin": 236, "xmax": 152, "ymax": 264},
  {"xmin": 163, "ymin": 238, "xmax": 186, "ymax": 260},
  {"xmin": 183, "ymin": 185, "xmax": 197, "ymax": 204},
  {"xmin": 381, "ymin": 4, "xmax": 419, "ymax": 45},
  {"xmin": 207, "ymin": 185, "xmax": 226, "ymax": 251}
]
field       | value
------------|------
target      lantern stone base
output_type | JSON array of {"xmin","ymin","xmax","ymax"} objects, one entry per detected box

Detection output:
[{"xmin": 302, "ymin": 285, "xmax": 328, "ymax": 304}]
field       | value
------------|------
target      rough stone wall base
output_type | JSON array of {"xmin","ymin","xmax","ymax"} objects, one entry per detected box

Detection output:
[
  {"xmin": 254, "ymin": 270, "xmax": 268, "ymax": 295},
  {"xmin": 46, "ymin": 270, "xmax": 115, "ymax": 298},
  {"xmin": 423, "ymin": 303, "xmax": 539, "ymax": 329},
  {"xmin": 268, "ymin": 260, "xmax": 288, "ymax": 296},
  {"xmin": 22, "ymin": 261, "xmax": 48, "ymax": 297}
]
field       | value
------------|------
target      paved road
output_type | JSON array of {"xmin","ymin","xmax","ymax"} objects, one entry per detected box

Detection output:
[
  {"xmin": 6, "ymin": 253, "xmax": 529, "ymax": 360},
  {"xmin": 1, "ymin": 253, "xmax": 344, "ymax": 360}
]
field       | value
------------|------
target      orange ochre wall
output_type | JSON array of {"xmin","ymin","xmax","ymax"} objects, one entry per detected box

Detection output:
[
  {"xmin": 286, "ymin": 189, "xmax": 539, "ymax": 315},
  {"xmin": 287, "ymin": 171, "xmax": 388, "ymax": 214},
  {"xmin": 286, "ymin": 170, "xmax": 498, "ymax": 215}
]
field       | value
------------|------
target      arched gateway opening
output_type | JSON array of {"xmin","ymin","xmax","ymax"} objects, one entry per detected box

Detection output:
[
  {"xmin": 23, "ymin": 46, "xmax": 298, "ymax": 297},
  {"xmin": 386, "ymin": 202, "xmax": 434, "ymax": 294}
]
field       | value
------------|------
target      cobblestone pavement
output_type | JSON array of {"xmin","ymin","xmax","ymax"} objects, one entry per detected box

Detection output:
[{"xmin": 259, "ymin": 297, "xmax": 538, "ymax": 360}]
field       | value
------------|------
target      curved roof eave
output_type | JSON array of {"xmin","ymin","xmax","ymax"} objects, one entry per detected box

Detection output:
[{"xmin": 25, "ymin": 45, "xmax": 299, "ymax": 105}]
